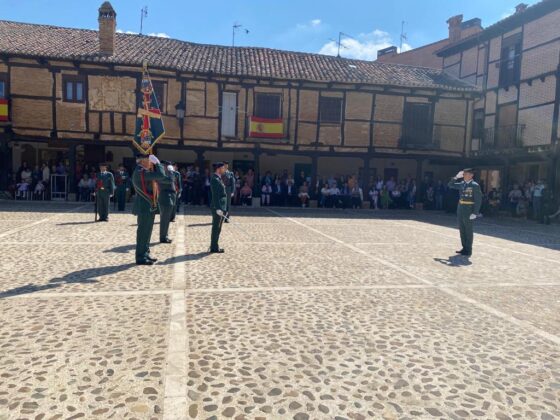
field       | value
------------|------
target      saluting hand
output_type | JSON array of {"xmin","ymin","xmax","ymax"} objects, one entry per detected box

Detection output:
[
  {"xmin": 148, "ymin": 155, "xmax": 160, "ymax": 165},
  {"xmin": 469, "ymin": 214, "xmax": 477, "ymax": 220},
  {"xmin": 455, "ymin": 171, "xmax": 464, "ymax": 179}
]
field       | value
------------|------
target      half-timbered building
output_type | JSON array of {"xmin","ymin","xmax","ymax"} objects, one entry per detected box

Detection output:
[{"xmin": 0, "ymin": 2, "xmax": 479, "ymax": 195}]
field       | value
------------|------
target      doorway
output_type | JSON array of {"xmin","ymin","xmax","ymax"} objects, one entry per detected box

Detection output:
[{"xmin": 221, "ymin": 92, "xmax": 237, "ymax": 138}]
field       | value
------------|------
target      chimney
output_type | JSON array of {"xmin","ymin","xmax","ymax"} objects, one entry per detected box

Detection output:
[
  {"xmin": 447, "ymin": 14, "xmax": 463, "ymax": 43},
  {"xmin": 98, "ymin": 1, "xmax": 116, "ymax": 56},
  {"xmin": 515, "ymin": 3, "xmax": 528, "ymax": 14},
  {"xmin": 377, "ymin": 46, "xmax": 398, "ymax": 59}
]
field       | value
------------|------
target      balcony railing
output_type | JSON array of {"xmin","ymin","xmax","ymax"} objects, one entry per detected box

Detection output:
[
  {"xmin": 481, "ymin": 124, "xmax": 525, "ymax": 150},
  {"xmin": 399, "ymin": 126, "xmax": 440, "ymax": 150}
]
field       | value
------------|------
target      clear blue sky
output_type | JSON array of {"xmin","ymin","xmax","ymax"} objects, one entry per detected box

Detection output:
[{"xmin": 2, "ymin": 0, "xmax": 539, "ymax": 60}]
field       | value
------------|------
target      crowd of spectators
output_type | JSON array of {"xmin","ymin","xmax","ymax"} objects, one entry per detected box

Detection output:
[{"xmin": 7, "ymin": 160, "xmax": 560, "ymax": 224}]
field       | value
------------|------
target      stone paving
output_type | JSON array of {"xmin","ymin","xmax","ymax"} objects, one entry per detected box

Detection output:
[{"xmin": 0, "ymin": 201, "xmax": 559, "ymax": 420}]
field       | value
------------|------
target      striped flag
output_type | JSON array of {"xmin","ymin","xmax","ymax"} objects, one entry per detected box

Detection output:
[
  {"xmin": 249, "ymin": 116, "xmax": 283, "ymax": 139},
  {"xmin": 0, "ymin": 99, "xmax": 8, "ymax": 122}
]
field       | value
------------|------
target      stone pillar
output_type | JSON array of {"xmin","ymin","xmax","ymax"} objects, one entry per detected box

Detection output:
[
  {"xmin": 362, "ymin": 155, "xmax": 371, "ymax": 190},
  {"xmin": 196, "ymin": 149, "xmax": 205, "ymax": 171},
  {"xmin": 416, "ymin": 158, "xmax": 424, "ymax": 183},
  {"xmin": 68, "ymin": 144, "xmax": 77, "ymax": 194}
]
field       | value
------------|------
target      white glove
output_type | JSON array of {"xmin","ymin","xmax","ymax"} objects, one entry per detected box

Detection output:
[
  {"xmin": 455, "ymin": 171, "xmax": 464, "ymax": 179},
  {"xmin": 216, "ymin": 209, "xmax": 224, "ymax": 217},
  {"xmin": 469, "ymin": 214, "xmax": 477, "ymax": 220},
  {"xmin": 167, "ymin": 165, "xmax": 174, "ymax": 172},
  {"xmin": 148, "ymin": 155, "xmax": 160, "ymax": 165}
]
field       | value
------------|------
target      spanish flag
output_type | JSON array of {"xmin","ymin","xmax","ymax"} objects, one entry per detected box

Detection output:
[
  {"xmin": 0, "ymin": 99, "xmax": 8, "ymax": 122},
  {"xmin": 249, "ymin": 116, "xmax": 283, "ymax": 139}
]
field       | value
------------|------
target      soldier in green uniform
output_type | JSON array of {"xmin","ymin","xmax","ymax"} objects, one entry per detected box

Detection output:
[
  {"xmin": 447, "ymin": 168, "xmax": 482, "ymax": 257},
  {"xmin": 170, "ymin": 162, "xmax": 182, "ymax": 222},
  {"xmin": 114, "ymin": 164, "xmax": 130, "ymax": 212},
  {"xmin": 210, "ymin": 162, "xmax": 227, "ymax": 253},
  {"xmin": 222, "ymin": 161, "xmax": 235, "ymax": 223},
  {"xmin": 131, "ymin": 154, "xmax": 166, "ymax": 265},
  {"xmin": 158, "ymin": 161, "xmax": 176, "ymax": 244},
  {"xmin": 95, "ymin": 163, "xmax": 116, "ymax": 222}
]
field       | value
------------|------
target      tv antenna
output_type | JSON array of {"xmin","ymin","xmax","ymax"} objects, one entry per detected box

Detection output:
[
  {"xmin": 232, "ymin": 23, "xmax": 250, "ymax": 47},
  {"xmin": 330, "ymin": 32, "xmax": 355, "ymax": 57},
  {"xmin": 140, "ymin": 6, "xmax": 148, "ymax": 34},
  {"xmin": 400, "ymin": 21, "xmax": 407, "ymax": 52}
]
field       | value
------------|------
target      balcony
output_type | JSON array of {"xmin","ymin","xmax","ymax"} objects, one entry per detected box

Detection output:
[{"xmin": 481, "ymin": 124, "xmax": 525, "ymax": 150}]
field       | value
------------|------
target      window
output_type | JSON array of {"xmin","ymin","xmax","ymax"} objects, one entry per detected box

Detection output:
[
  {"xmin": 499, "ymin": 34, "xmax": 522, "ymax": 88},
  {"xmin": 319, "ymin": 97, "xmax": 343, "ymax": 123},
  {"xmin": 0, "ymin": 74, "xmax": 7, "ymax": 99},
  {"xmin": 63, "ymin": 76, "xmax": 86, "ymax": 103},
  {"xmin": 152, "ymin": 81, "xmax": 166, "ymax": 112},
  {"xmin": 254, "ymin": 93, "xmax": 281, "ymax": 119},
  {"xmin": 402, "ymin": 102, "xmax": 433, "ymax": 146},
  {"xmin": 473, "ymin": 109, "xmax": 485, "ymax": 139}
]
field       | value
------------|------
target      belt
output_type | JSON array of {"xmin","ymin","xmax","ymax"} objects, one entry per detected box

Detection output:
[{"xmin": 459, "ymin": 200, "xmax": 474, "ymax": 205}]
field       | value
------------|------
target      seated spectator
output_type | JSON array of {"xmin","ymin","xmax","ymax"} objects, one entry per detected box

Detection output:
[
  {"xmin": 240, "ymin": 182, "xmax": 253, "ymax": 206},
  {"xmin": 34, "ymin": 180, "xmax": 46, "ymax": 196},
  {"xmin": 298, "ymin": 182, "xmax": 310, "ymax": 208},
  {"xmin": 369, "ymin": 186, "xmax": 379, "ymax": 210},
  {"xmin": 390, "ymin": 188, "xmax": 401, "ymax": 209},
  {"xmin": 261, "ymin": 182, "xmax": 272, "ymax": 206},
  {"xmin": 78, "ymin": 175, "xmax": 91, "ymax": 202},
  {"xmin": 16, "ymin": 180, "xmax": 30, "ymax": 198},
  {"xmin": 351, "ymin": 184, "xmax": 363, "ymax": 209}
]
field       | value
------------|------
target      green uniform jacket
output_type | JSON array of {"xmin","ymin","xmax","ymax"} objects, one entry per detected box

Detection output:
[
  {"xmin": 223, "ymin": 170, "xmax": 235, "ymax": 195},
  {"xmin": 115, "ymin": 170, "xmax": 130, "ymax": 191},
  {"xmin": 158, "ymin": 170, "xmax": 177, "ymax": 207},
  {"xmin": 447, "ymin": 179, "xmax": 482, "ymax": 214},
  {"xmin": 132, "ymin": 164, "xmax": 166, "ymax": 215},
  {"xmin": 210, "ymin": 173, "xmax": 227, "ymax": 211},
  {"xmin": 96, "ymin": 172, "xmax": 116, "ymax": 195}
]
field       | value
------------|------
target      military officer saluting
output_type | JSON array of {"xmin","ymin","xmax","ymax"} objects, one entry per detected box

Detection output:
[
  {"xmin": 210, "ymin": 162, "xmax": 227, "ymax": 253},
  {"xmin": 131, "ymin": 154, "xmax": 166, "ymax": 265},
  {"xmin": 222, "ymin": 161, "xmax": 235, "ymax": 222},
  {"xmin": 158, "ymin": 161, "xmax": 176, "ymax": 244},
  {"xmin": 114, "ymin": 164, "xmax": 130, "ymax": 212},
  {"xmin": 95, "ymin": 163, "xmax": 116, "ymax": 222},
  {"xmin": 448, "ymin": 168, "xmax": 482, "ymax": 257},
  {"xmin": 170, "ymin": 162, "xmax": 182, "ymax": 223}
]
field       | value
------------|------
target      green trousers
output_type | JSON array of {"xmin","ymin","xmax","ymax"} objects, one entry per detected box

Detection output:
[
  {"xmin": 97, "ymin": 192, "xmax": 110, "ymax": 220},
  {"xmin": 170, "ymin": 193, "xmax": 178, "ymax": 221},
  {"xmin": 116, "ymin": 187, "xmax": 127, "ymax": 211},
  {"xmin": 159, "ymin": 204, "xmax": 174, "ymax": 241},
  {"xmin": 136, "ymin": 210, "xmax": 155, "ymax": 262},
  {"xmin": 210, "ymin": 211, "xmax": 224, "ymax": 251},
  {"xmin": 457, "ymin": 206, "xmax": 474, "ymax": 254}
]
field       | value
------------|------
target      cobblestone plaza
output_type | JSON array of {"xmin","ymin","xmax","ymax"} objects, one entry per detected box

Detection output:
[{"xmin": 0, "ymin": 202, "xmax": 559, "ymax": 419}]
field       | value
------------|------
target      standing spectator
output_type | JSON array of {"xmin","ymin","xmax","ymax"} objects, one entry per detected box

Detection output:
[
  {"xmin": 380, "ymin": 186, "xmax": 391, "ymax": 210},
  {"xmin": 240, "ymin": 182, "xmax": 253, "ymax": 206},
  {"xmin": 284, "ymin": 179, "xmax": 296, "ymax": 206},
  {"xmin": 532, "ymin": 180, "xmax": 545, "ymax": 223},
  {"xmin": 408, "ymin": 180, "xmax": 418, "ymax": 209},
  {"xmin": 435, "ymin": 180, "xmax": 445, "ymax": 210},
  {"xmin": 320, "ymin": 183, "xmax": 330, "ymax": 208},
  {"xmin": 508, "ymin": 184, "xmax": 523, "ymax": 217},
  {"xmin": 369, "ymin": 185, "xmax": 379, "ymax": 210},
  {"xmin": 203, "ymin": 168, "xmax": 211, "ymax": 206},
  {"xmin": 245, "ymin": 168, "xmax": 255, "ymax": 189},
  {"xmin": 350, "ymin": 184, "xmax": 363, "ymax": 209},
  {"xmin": 272, "ymin": 178, "xmax": 283, "ymax": 206}
]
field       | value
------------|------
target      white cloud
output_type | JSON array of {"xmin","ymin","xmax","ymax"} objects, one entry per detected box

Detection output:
[
  {"xmin": 116, "ymin": 29, "xmax": 171, "ymax": 38},
  {"xmin": 296, "ymin": 19, "xmax": 323, "ymax": 31},
  {"xmin": 318, "ymin": 29, "xmax": 411, "ymax": 61},
  {"xmin": 148, "ymin": 32, "xmax": 171, "ymax": 38}
]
